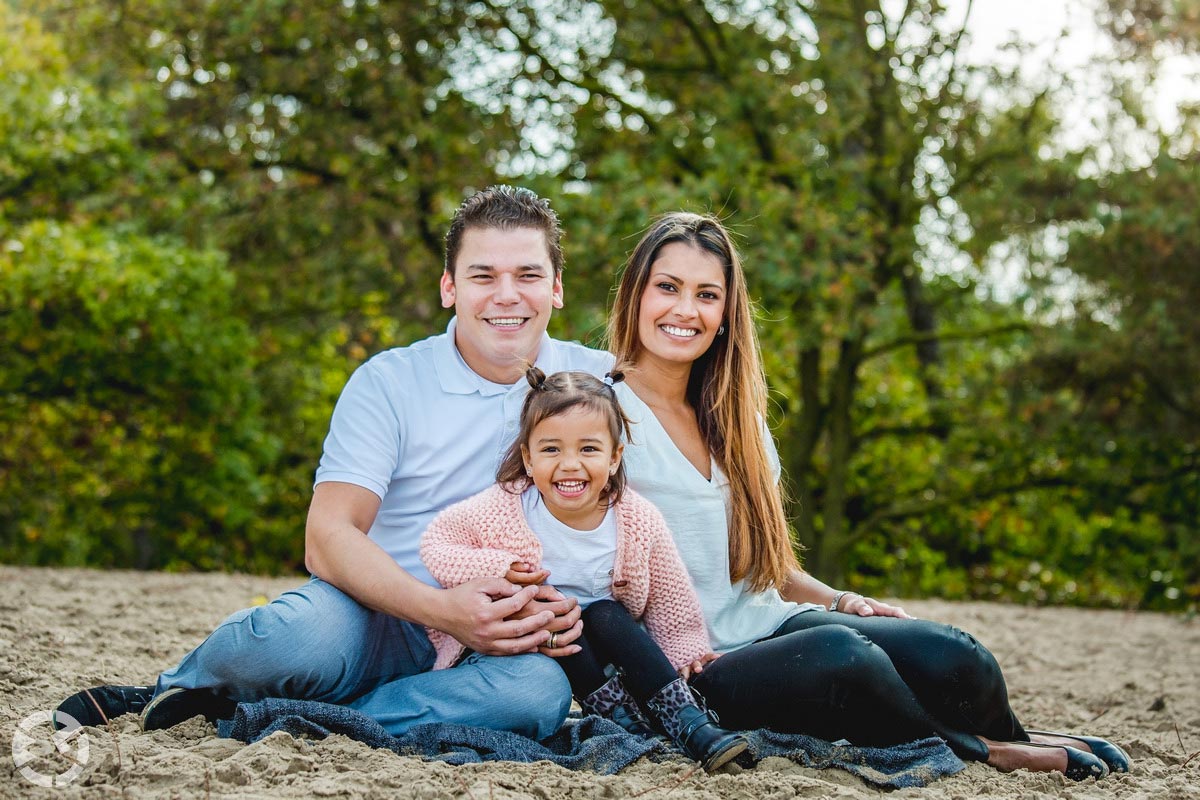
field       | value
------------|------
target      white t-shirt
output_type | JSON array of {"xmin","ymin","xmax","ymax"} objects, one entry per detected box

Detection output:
[
  {"xmin": 314, "ymin": 317, "xmax": 613, "ymax": 586},
  {"xmin": 615, "ymin": 382, "xmax": 820, "ymax": 652},
  {"xmin": 521, "ymin": 486, "xmax": 617, "ymax": 607}
]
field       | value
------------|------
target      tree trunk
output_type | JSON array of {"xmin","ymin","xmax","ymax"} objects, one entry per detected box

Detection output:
[
  {"xmin": 811, "ymin": 337, "xmax": 863, "ymax": 585},
  {"xmin": 788, "ymin": 343, "xmax": 823, "ymax": 567}
]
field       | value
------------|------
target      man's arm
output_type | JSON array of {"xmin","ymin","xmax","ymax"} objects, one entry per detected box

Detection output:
[{"xmin": 304, "ymin": 481, "xmax": 558, "ymax": 654}]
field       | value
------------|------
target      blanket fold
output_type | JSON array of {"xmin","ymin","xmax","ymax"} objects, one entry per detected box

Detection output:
[{"xmin": 217, "ymin": 698, "xmax": 965, "ymax": 789}]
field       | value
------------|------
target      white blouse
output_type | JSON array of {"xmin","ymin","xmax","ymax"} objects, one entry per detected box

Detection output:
[{"xmin": 615, "ymin": 383, "xmax": 819, "ymax": 652}]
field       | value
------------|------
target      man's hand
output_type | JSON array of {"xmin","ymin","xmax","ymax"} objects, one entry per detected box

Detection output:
[
  {"xmin": 432, "ymin": 577, "xmax": 558, "ymax": 655},
  {"xmin": 505, "ymin": 581, "xmax": 583, "ymax": 657}
]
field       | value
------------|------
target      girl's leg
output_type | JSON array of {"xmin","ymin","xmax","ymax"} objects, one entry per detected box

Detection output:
[
  {"xmin": 774, "ymin": 611, "xmax": 1027, "ymax": 742},
  {"xmin": 578, "ymin": 600, "xmax": 746, "ymax": 770},
  {"xmin": 577, "ymin": 600, "xmax": 678, "ymax": 699},
  {"xmin": 554, "ymin": 630, "xmax": 615, "ymax": 699},
  {"xmin": 690, "ymin": 623, "xmax": 990, "ymax": 760}
]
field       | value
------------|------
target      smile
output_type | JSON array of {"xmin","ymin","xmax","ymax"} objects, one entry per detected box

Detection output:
[
  {"xmin": 554, "ymin": 480, "xmax": 588, "ymax": 497},
  {"xmin": 486, "ymin": 317, "xmax": 528, "ymax": 329},
  {"xmin": 660, "ymin": 324, "xmax": 698, "ymax": 338}
]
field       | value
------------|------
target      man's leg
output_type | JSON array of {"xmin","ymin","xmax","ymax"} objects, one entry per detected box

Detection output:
[
  {"xmin": 348, "ymin": 651, "xmax": 572, "ymax": 741},
  {"xmin": 60, "ymin": 576, "xmax": 431, "ymax": 728},
  {"xmin": 154, "ymin": 577, "xmax": 433, "ymax": 704}
]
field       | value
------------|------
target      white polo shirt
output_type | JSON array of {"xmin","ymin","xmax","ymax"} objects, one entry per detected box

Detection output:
[{"xmin": 314, "ymin": 317, "xmax": 613, "ymax": 587}]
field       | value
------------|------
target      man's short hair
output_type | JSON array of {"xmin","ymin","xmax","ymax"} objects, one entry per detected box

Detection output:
[{"xmin": 444, "ymin": 185, "xmax": 564, "ymax": 277}]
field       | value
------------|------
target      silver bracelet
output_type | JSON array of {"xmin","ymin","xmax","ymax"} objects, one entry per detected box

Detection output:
[{"xmin": 829, "ymin": 590, "xmax": 849, "ymax": 612}]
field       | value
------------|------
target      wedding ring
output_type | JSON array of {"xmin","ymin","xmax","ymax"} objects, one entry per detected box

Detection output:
[{"xmin": 549, "ymin": 632, "xmax": 559, "ymax": 649}]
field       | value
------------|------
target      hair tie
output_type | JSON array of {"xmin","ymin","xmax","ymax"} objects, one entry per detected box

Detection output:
[{"xmin": 604, "ymin": 369, "xmax": 625, "ymax": 387}]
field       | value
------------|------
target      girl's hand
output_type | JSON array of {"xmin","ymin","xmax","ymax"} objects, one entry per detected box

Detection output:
[
  {"xmin": 841, "ymin": 593, "xmax": 911, "ymax": 619},
  {"xmin": 679, "ymin": 652, "xmax": 721, "ymax": 680},
  {"xmin": 505, "ymin": 561, "xmax": 550, "ymax": 587}
]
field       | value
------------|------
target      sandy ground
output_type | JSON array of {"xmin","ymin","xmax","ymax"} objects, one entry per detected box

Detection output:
[{"xmin": 1, "ymin": 565, "xmax": 1197, "ymax": 799}]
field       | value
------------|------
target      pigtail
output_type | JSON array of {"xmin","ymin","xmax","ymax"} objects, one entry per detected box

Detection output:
[{"xmin": 526, "ymin": 365, "xmax": 548, "ymax": 391}]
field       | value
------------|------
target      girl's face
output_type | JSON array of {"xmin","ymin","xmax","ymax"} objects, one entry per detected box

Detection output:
[
  {"xmin": 635, "ymin": 241, "xmax": 727, "ymax": 369},
  {"xmin": 521, "ymin": 405, "xmax": 623, "ymax": 530}
]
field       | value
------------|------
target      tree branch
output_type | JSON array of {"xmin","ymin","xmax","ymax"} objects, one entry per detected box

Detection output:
[{"xmin": 862, "ymin": 322, "xmax": 1030, "ymax": 361}]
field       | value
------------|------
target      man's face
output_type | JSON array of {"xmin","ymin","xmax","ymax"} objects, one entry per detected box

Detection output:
[{"xmin": 440, "ymin": 226, "xmax": 564, "ymax": 384}]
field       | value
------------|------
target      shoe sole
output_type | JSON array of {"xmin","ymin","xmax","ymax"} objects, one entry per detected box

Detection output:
[{"xmin": 702, "ymin": 738, "xmax": 749, "ymax": 772}]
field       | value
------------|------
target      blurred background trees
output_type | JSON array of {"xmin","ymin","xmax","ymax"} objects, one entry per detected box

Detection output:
[{"xmin": 2, "ymin": 0, "xmax": 1196, "ymax": 610}]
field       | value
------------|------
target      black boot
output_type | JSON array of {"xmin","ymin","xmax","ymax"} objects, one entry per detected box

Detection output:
[
  {"xmin": 645, "ymin": 678, "xmax": 748, "ymax": 772},
  {"xmin": 580, "ymin": 674, "xmax": 659, "ymax": 739}
]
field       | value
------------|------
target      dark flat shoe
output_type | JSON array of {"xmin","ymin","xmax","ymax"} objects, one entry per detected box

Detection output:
[
  {"xmin": 1022, "ymin": 741, "xmax": 1109, "ymax": 781},
  {"xmin": 55, "ymin": 685, "xmax": 155, "ymax": 728},
  {"xmin": 140, "ymin": 687, "xmax": 237, "ymax": 731},
  {"xmin": 1027, "ymin": 729, "xmax": 1131, "ymax": 773}
]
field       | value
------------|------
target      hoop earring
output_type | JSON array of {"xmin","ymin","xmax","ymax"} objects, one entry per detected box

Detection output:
[{"xmin": 718, "ymin": 324, "xmax": 726, "ymax": 336}]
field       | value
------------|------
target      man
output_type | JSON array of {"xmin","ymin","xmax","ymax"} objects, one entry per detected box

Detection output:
[{"xmin": 58, "ymin": 186, "xmax": 612, "ymax": 738}]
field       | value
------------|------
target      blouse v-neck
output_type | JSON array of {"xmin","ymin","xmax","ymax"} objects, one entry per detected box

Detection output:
[{"xmin": 620, "ymin": 385, "xmax": 720, "ymax": 485}]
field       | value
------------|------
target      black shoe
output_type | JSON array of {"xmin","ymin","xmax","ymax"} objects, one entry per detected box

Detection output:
[
  {"xmin": 608, "ymin": 700, "xmax": 660, "ymax": 739},
  {"xmin": 55, "ymin": 685, "xmax": 155, "ymax": 729},
  {"xmin": 645, "ymin": 678, "xmax": 749, "ymax": 772},
  {"xmin": 580, "ymin": 674, "xmax": 662, "ymax": 740},
  {"xmin": 670, "ymin": 705, "xmax": 749, "ymax": 772},
  {"xmin": 140, "ymin": 687, "xmax": 238, "ymax": 731},
  {"xmin": 1022, "ymin": 741, "xmax": 1110, "ymax": 781},
  {"xmin": 1026, "ymin": 730, "xmax": 1131, "ymax": 773}
]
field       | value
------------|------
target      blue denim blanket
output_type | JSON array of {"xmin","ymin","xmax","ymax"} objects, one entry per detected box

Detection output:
[{"xmin": 218, "ymin": 699, "xmax": 965, "ymax": 789}]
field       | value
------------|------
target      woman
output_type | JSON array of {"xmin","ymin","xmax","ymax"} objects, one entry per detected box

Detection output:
[{"xmin": 606, "ymin": 211, "xmax": 1128, "ymax": 780}]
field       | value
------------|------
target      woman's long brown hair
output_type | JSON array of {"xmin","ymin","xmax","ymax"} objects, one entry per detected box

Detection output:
[{"xmin": 607, "ymin": 212, "xmax": 800, "ymax": 592}]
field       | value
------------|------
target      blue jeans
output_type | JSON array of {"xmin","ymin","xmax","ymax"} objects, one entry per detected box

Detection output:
[{"xmin": 156, "ymin": 577, "xmax": 570, "ymax": 739}]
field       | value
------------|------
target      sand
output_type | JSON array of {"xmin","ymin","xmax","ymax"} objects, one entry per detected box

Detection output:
[{"xmin": 1, "ymin": 565, "xmax": 1197, "ymax": 799}]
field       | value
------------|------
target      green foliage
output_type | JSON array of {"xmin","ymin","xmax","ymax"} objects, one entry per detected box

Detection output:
[
  {"xmin": 0, "ymin": 220, "xmax": 280, "ymax": 571},
  {"xmin": 1, "ymin": 1, "xmax": 1195, "ymax": 610}
]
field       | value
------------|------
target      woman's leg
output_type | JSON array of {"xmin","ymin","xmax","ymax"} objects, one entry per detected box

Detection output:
[
  {"xmin": 774, "ymin": 611, "xmax": 1027, "ymax": 742},
  {"xmin": 690, "ymin": 623, "xmax": 990, "ymax": 760}
]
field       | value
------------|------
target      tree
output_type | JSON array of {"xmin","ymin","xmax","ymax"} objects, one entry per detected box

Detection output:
[
  {"xmin": 460, "ymin": 0, "xmax": 1082, "ymax": 583},
  {"xmin": 1, "ymin": 6, "xmax": 275, "ymax": 571}
]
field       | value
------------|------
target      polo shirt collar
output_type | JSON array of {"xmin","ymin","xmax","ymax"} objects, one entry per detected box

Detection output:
[{"xmin": 433, "ymin": 316, "xmax": 556, "ymax": 396}]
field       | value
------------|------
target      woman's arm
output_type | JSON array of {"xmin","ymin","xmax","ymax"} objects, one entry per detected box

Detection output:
[{"xmin": 781, "ymin": 568, "xmax": 910, "ymax": 619}]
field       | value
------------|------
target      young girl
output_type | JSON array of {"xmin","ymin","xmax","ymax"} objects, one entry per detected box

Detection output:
[{"xmin": 420, "ymin": 367, "xmax": 747, "ymax": 771}]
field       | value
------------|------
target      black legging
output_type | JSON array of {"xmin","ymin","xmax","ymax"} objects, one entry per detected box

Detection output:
[
  {"xmin": 556, "ymin": 600, "xmax": 678, "ymax": 703},
  {"xmin": 690, "ymin": 611, "xmax": 1028, "ymax": 762}
]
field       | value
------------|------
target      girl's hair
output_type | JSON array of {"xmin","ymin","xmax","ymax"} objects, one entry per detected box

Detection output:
[
  {"xmin": 606, "ymin": 212, "xmax": 799, "ymax": 593},
  {"xmin": 497, "ymin": 366, "xmax": 633, "ymax": 506}
]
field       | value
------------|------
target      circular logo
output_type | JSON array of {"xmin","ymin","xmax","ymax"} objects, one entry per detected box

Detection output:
[{"xmin": 11, "ymin": 710, "xmax": 90, "ymax": 788}]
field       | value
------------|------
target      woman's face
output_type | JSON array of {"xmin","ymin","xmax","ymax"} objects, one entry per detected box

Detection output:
[{"xmin": 635, "ymin": 241, "xmax": 727, "ymax": 369}]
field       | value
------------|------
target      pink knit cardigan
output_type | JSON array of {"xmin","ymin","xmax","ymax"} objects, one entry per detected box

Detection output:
[{"xmin": 419, "ymin": 483, "xmax": 710, "ymax": 671}]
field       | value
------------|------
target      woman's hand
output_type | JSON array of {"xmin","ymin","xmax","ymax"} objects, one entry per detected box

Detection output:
[
  {"xmin": 679, "ymin": 652, "xmax": 721, "ymax": 680},
  {"xmin": 840, "ymin": 593, "xmax": 911, "ymax": 619}
]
